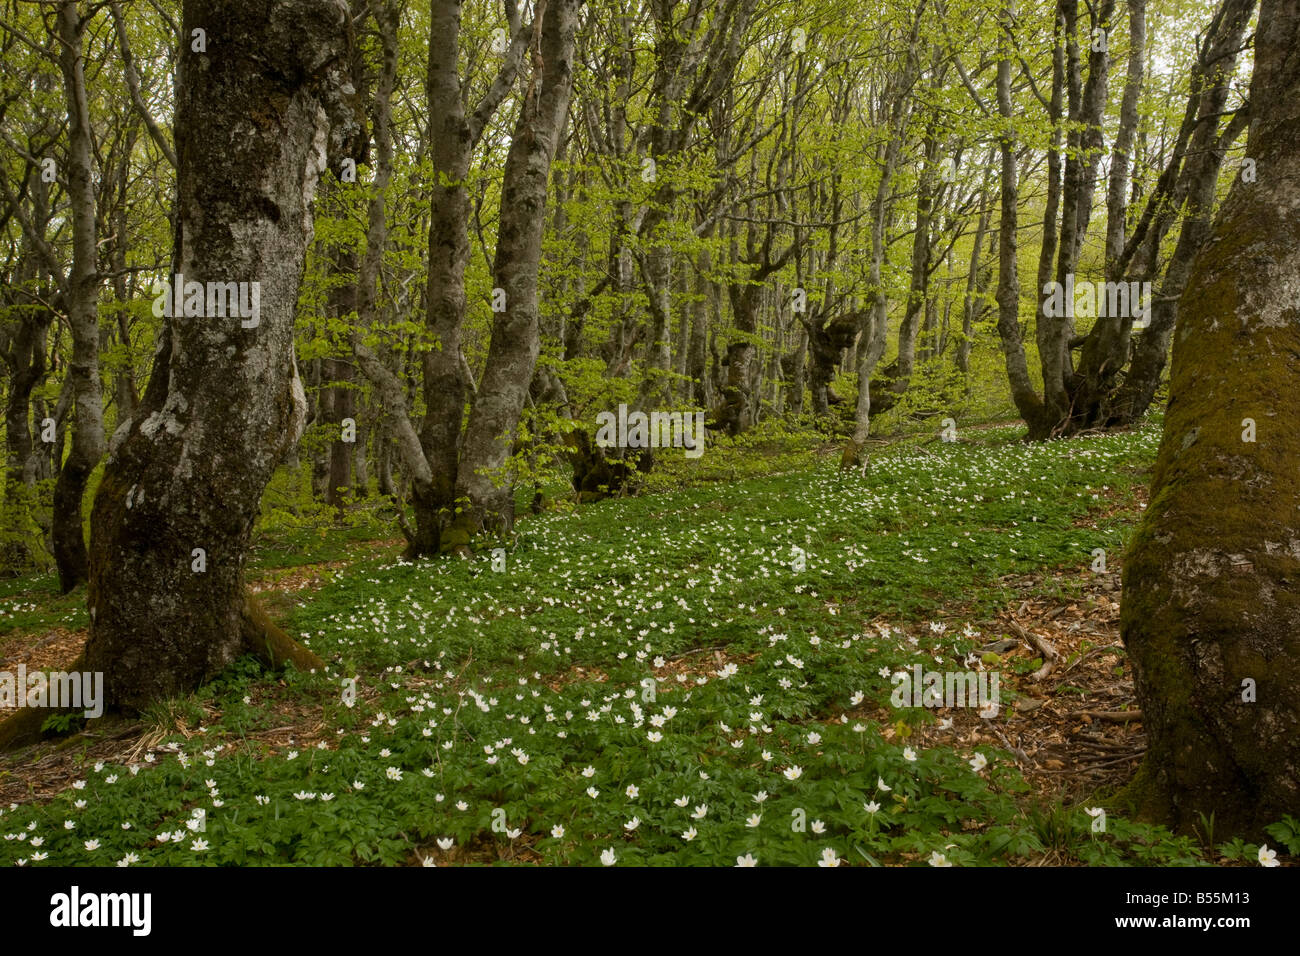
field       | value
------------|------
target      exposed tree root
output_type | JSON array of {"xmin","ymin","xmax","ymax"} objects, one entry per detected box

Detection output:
[
  {"xmin": 0, "ymin": 652, "xmax": 89, "ymax": 753},
  {"xmin": 1, "ymin": 596, "xmax": 323, "ymax": 754},
  {"xmin": 240, "ymin": 592, "xmax": 325, "ymax": 673}
]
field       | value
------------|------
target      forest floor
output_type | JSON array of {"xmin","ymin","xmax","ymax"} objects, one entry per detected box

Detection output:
[{"xmin": 0, "ymin": 419, "xmax": 1294, "ymax": 866}]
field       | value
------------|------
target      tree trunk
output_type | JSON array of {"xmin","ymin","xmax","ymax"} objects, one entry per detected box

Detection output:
[
  {"xmin": 719, "ymin": 284, "xmax": 761, "ymax": 436},
  {"xmin": 870, "ymin": 108, "xmax": 941, "ymax": 414},
  {"xmin": 992, "ymin": 0, "xmax": 1049, "ymax": 438},
  {"xmin": 957, "ymin": 167, "xmax": 992, "ymax": 378},
  {"xmin": 842, "ymin": 15, "xmax": 920, "ymax": 467},
  {"xmin": 1120, "ymin": 0, "xmax": 1300, "ymax": 836},
  {"xmin": 50, "ymin": 1, "xmax": 106, "ymax": 593},
  {"xmin": 0, "ymin": 259, "xmax": 53, "ymax": 575},
  {"xmin": 454, "ymin": 0, "xmax": 580, "ymax": 536},
  {"xmin": 354, "ymin": 0, "xmax": 529, "ymax": 555},
  {"xmin": 1105, "ymin": 0, "xmax": 1255, "ymax": 425},
  {"xmin": 324, "ymin": 244, "xmax": 357, "ymax": 513},
  {"xmin": 1071, "ymin": 0, "xmax": 1145, "ymax": 424},
  {"xmin": 83, "ymin": 0, "xmax": 360, "ymax": 711},
  {"xmin": 415, "ymin": 0, "xmax": 477, "ymax": 550}
]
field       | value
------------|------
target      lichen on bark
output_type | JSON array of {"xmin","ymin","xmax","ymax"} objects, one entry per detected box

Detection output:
[{"xmin": 81, "ymin": 0, "xmax": 360, "ymax": 714}]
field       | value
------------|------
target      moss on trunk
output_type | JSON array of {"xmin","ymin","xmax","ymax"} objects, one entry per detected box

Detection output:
[{"xmin": 1119, "ymin": 0, "xmax": 1300, "ymax": 838}]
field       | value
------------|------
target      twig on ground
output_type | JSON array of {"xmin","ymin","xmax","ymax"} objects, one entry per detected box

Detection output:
[{"xmin": 1010, "ymin": 620, "xmax": 1058, "ymax": 682}]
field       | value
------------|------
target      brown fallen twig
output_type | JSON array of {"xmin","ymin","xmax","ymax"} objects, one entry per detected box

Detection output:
[
  {"xmin": 1010, "ymin": 621, "xmax": 1058, "ymax": 682},
  {"xmin": 1073, "ymin": 709, "xmax": 1143, "ymax": 722}
]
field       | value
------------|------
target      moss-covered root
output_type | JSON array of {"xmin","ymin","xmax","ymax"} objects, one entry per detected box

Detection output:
[
  {"xmin": 0, "ymin": 652, "xmax": 90, "ymax": 753},
  {"xmin": 0, "ymin": 705, "xmax": 55, "ymax": 753},
  {"xmin": 240, "ymin": 593, "xmax": 325, "ymax": 673}
]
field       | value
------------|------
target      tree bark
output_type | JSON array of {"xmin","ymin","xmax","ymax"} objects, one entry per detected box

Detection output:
[
  {"xmin": 1105, "ymin": 0, "xmax": 1255, "ymax": 425},
  {"xmin": 454, "ymin": 0, "xmax": 580, "ymax": 536},
  {"xmin": 83, "ymin": 0, "xmax": 361, "ymax": 711},
  {"xmin": 1070, "ymin": 0, "xmax": 1146, "ymax": 424},
  {"xmin": 324, "ymin": 246, "xmax": 357, "ymax": 513},
  {"xmin": 49, "ymin": 1, "xmax": 106, "ymax": 593},
  {"xmin": 1120, "ymin": 0, "xmax": 1300, "ymax": 836},
  {"xmin": 957, "ymin": 165, "xmax": 992, "ymax": 378},
  {"xmin": 992, "ymin": 0, "xmax": 1049, "ymax": 438},
  {"xmin": 355, "ymin": 0, "xmax": 530, "ymax": 555},
  {"xmin": 843, "ymin": 28, "xmax": 919, "ymax": 468}
]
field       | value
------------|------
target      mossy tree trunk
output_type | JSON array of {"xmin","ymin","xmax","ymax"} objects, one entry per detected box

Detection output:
[
  {"xmin": 1121, "ymin": 0, "xmax": 1300, "ymax": 836},
  {"xmin": 82, "ymin": 0, "xmax": 361, "ymax": 712}
]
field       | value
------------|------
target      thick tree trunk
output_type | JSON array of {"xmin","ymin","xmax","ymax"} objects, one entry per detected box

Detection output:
[
  {"xmin": 1120, "ymin": 0, "xmax": 1300, "ymax": 836},
  {"xmin": 83, "ymin": 0, "xmax": 360, "ymax": 711},
  {"xmin": 718, "ymin": 283, "xmax": 762, "ymax": 436},
  {"xmin": 787, "ymin": 327, "xmax": 807, "ymax": 416},
  {"xmin": 808, "ymin": 310, "xmax": 858, "ymax": 417}
]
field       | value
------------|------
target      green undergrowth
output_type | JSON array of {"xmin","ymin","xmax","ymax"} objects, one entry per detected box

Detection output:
[{"xmin": 3, "ymin": 418, "xmax": 1293, "ymax": 866}]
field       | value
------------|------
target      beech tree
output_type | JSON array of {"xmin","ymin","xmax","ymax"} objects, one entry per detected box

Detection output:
[
  {"xmin": 1121, "ymin": 0, "xmax": 1299, "ymax": 835},
  {"xmin": 355, "ymin": 0, "xmax": 581, "ymax": 554},
  {"xmin": 82, "ymin": 0, "xmax": 363, "ymax": 710}
]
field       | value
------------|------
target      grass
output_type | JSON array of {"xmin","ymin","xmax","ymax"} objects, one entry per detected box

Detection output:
[{"xmin": 2, "ymin": 417, "xmax": 1295, "ymax": 866}]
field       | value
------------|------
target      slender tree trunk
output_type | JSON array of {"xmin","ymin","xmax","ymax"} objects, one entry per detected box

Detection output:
[
  {"xmin": 1073, "ymin": 0, "xmax": 1145, "ymax": 425},
  {"xmin": 1034, "ymin": 9, "xmax": 1064, "ymax": 370},
  {"xmin": 957, "ymin": 167, "xmax": 992, "ymax": 377},
  {"xmin": 1121, "ymin": 0, "xmax": 1300, "ymax": 835},
  {"xmin": 1107, "ymin": 0, "xmax": 1255, "ymax": 424},
  {"xmin": 993, "ymin": 0, "xmax": 1048, "ymax": 437},
  {"xmin": 0, "ymin": 251, "xmax": 53, "ymax": 573},
  {"xmin": 50, "ymin": 1, "xmax": 106, "ymax": 593},
  {"xmin": 348, "ymin": 0, "xmax": 397, "ymax": 503},
  {"xmin": 455, "ymin": 0, "xmax": 580, "ymax": 535},
  {"xmin": 844, "ymin": 170, "xmax": 896, "ymax": 466},
  {"xmin": 843, "ymin": 36, "xmax": 918, "ymax": 468},
  {"xmin": 357, "ymin": 0, "xmax": 529, "ymax": 555},
  {"xmin": 325, "ymin": 244, "xmax": 358, "ymax": 512},
  {"xmin": 414, "ymin": 0, "xmax": 476, "ymax": 551},
  {"xmin": 871, "ymin": 107, "xmax": 941, "ymax": 413}
]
